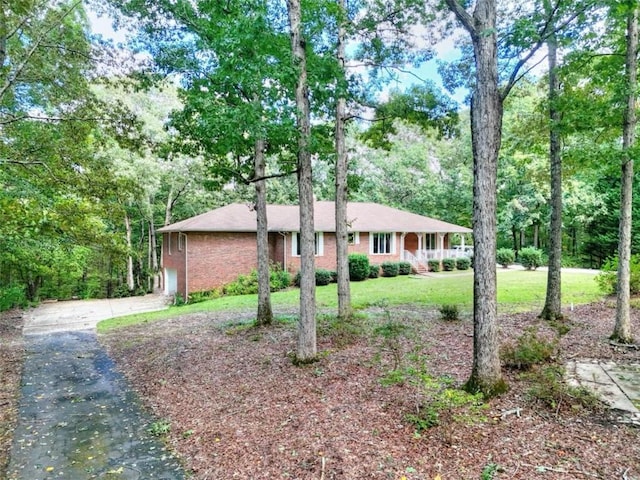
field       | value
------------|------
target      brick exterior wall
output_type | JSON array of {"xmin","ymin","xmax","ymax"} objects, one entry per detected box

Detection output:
[
  {"xmin": 186, "ymin": 232, "xmax": 258, "ymax": 294},
  {"xmin": 162, "ymin": 232, "xmax": 187, "ymax": 297},
  {"xmin": 162, "ymin": 230, "xmax": 452, "ymax": 298},
  {"xmin": 282, "ymin": 231, "xmax": 403, "ymax": 273}
]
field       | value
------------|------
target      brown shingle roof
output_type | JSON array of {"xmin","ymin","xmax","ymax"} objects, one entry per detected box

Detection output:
[{"xmin": 157, "ymin": 202, "xmax": 471, "ymax": 234}]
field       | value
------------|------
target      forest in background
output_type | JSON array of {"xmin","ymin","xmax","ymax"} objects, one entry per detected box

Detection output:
[{"xmin": 0, "ymin": 0, "xmax": 638, "ymax": 309}]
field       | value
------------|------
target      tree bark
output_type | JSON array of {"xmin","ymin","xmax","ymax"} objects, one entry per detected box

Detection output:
[
  {"xmin": 164, "ymin": 186, "xmax": 174, "ymax": 226},
  {"xmin": 445, "ymin": 0, "xmax": 505, "ymax": 396},
  {"xmin": 125, "ymin": 212, "xmax": 135, "ymax": 292},
  {"xmin": 148, "ymin": 221, "xmax": 159, "ymax": 291},
  {"xmin": 335, "ymin": 0, "xmax": 351, "ymax": 320},
  {"xmin": 288, "ymin": 0, "xmax": 317, "ymax": 361},
  {"xmin": 255, "ymin": 137, "xmax": 274, "ymax": 326},
  {"xmin": 613, "ymin": 2, "xmax": 638, "ymax": 343},
  {"xmin": 541, "ymin": 29, "xmax": 564, "ymax": 321}
]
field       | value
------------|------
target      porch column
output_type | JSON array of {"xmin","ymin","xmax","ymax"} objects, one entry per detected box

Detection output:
[
  {"xmin": 400, "ymin": 232, "xmax": 407, "ymax": 260},
  {"xmin": 438, "ymin": 232, "xmax": 445, "ymax": 259}
]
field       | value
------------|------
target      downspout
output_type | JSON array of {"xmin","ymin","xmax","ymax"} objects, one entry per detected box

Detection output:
[
  {"xmin": 160, "ymin": 233, "xmax": 165, "ymax": 294},
  {"xmin": 184, "ymin": 233, "xmax": 188, "ymax": 301}
]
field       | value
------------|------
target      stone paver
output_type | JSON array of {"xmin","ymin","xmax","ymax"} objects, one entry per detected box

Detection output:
[
  {"xmin": 9, "ymin": 297, "xmax": 184, "ymax": 480},
  {"xmin": 567, "ymin": 359, "xmax": 640, "ymax": 426}
]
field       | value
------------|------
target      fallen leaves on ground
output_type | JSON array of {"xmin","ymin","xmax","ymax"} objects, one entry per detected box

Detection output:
[
  {"xmin": 98, "ymin": 301, "xmax": 640, "ymax": 479},
  {"xmin": 0, "ymin": 310, "xmax": 24, "ymax": 477}
]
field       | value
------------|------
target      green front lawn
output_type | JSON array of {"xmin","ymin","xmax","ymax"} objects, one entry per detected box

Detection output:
[{"xmin": 98, "ymin": 269, "xmax": 602, "ymax": 332}]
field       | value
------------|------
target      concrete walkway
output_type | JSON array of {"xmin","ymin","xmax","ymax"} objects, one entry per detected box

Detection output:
[
  {"xmin": 567, "ymin": 360, "xmax": 640, "ymax": 426},
  {"xmin": 8, "ymin": 296, "xmax": 184, "ymax": 480}
]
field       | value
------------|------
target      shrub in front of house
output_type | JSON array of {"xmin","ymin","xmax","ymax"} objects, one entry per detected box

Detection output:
[
  {"xmin": 270, "ymin": 264, "xmax": 291, "ymax": 291},
  {"xmin": 293, "ymin": 270, "xmax": 333, "ymax": 287},
  {"xmin": 519, "ymin": 247, "xmax": 544, "ymax": 270},
  {"xmin": 381, "ymin": 261, "xmax": 399, "ymax": 277},
  {"xmin": 315, "ymin": 269, "xmax": 333, "ymax": 286},
  {"xmin": 225, "ymin": 265, "xmax": 290, "ymax": 296},
  {"xmin": 398, "ymin": 261, "xmax": 412, "ymax": 275},
  {"xmin": 329, "ymin": 271, "xmax": 338, "ymax": 283},
  {"xmin": 442, "ymin": 258, "xmax": 456, "ymax": 271},
  {"xmin": 496, "ymin": 248, "xmax": 515, "ymax": 268},
  {"xmin": 224, "ymin": 272, "xmax": 257, "ymax": 296},
  {"xmin": 428, "ymin": 259, "xmax": 441, "ymax": 272},
  {"xmin": 369, "ymin": 264, "xmax": 380, "ymax": 278},
  {"xmin": 348, "ymin": 253, "xmax": 370, "ymax": 281},
  {"xmin": 188, "ymin": 289, "xmax": 221, "ymax": 303},
  {"xmin": 456, "ymin": 257, "xmax": 471, "ymax": 270}
]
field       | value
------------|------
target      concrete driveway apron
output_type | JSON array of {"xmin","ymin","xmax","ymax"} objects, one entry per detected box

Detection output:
[{"xmin": 8, "ymin": 296, "xmax": 185, "ymax": 480}]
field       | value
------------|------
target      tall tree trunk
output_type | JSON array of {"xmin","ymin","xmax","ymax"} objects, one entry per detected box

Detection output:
[
  {"xmin": 445, "ymin": 0, "xmax": 505, "ymax": 396},
  {"xmin": 613, "ymin": 2, "xmax": 638, "ymax": 343},
  {"xmin": 288, "ymin": 0, "xmax": 316, "ymax": 361},
  {"xmin": 164, "ymin": 186, "xmax": 174, "ymax": 226},
  {"xmin": 125, "ymin": 212, "xmax": 135, "ymax": 292},
  {"xmin": 541, "ymin": 30, "xmax": 564, "ymax": 321},
  {"xmin": 335, "ymin": 0, "xmax": 351, "ymax": 320},
  {"xmin": 149, "ymin": 220, "xmax": 160, "ymax": 290},
  {"xmin": 255, "ymin": 138, "xmax": 273, "ymax": 326}
]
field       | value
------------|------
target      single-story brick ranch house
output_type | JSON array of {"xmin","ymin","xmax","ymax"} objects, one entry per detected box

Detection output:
[{"xmin": 158, "ymin": 201, "xmax": 472, "ymax": 298}]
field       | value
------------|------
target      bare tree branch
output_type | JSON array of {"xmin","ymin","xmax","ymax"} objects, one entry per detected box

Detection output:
[{"xmin": 444, "ymin": 0, "xmax": 476, "ymax": 38}]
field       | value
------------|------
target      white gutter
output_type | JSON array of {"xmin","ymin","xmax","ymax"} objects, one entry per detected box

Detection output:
[{"xmin": 183, "ymin": 233, "xmax": 188, "ymax": 300}]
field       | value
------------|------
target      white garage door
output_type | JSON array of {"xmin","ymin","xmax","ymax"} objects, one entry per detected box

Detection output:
[{"xmin": 164, "ymin": 268, "xmax": 177, "ymax": 295}]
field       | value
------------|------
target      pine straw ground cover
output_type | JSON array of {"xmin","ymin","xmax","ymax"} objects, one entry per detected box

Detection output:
[
  {"xmin": 0, "ymin": 310, "xmax": 24, "ymax": 477},
  {"xmin": 98, "ymin": 301, "xmax": 640, "ymax": 480}
]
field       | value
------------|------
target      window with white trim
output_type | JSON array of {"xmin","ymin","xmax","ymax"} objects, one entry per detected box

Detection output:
[
  {"xmin": 370, "ymin": 232, "xmax": 395, "ymax": 254},
  {"xmin": 348, "ymin": 232, "xmax": 360, "ymax": 245},
  {"xmin": 292, "ymin": 232, "xmax": 324, "ymax": 256},
  {"xmin": 425, "ymin": 233, "xmax": 436, "ymax": 250}
]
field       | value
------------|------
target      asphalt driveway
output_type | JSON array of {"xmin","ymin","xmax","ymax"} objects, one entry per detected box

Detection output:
[{"xmin": 8, "ymin": 295, "xmax": 185, "ymax": 480}]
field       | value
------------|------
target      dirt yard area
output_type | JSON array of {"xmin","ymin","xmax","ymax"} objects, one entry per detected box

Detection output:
[
  {"xmin": 99, "ymin": 302, "xmax": 640, "ymax": 480},
  {"xmin": 0, "ymin": 310, "xmax": 24, "ymax": 476}
]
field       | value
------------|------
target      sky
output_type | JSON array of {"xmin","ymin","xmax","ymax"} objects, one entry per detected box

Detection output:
[{"xmin": 88, "ymin": 9, "xmax": 468, "ymax": 105}]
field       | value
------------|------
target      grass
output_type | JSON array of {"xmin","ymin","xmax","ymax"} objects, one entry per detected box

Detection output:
[{"xmin": 97, "ymin": 269, "xmax": 603, "ymax": 332}]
